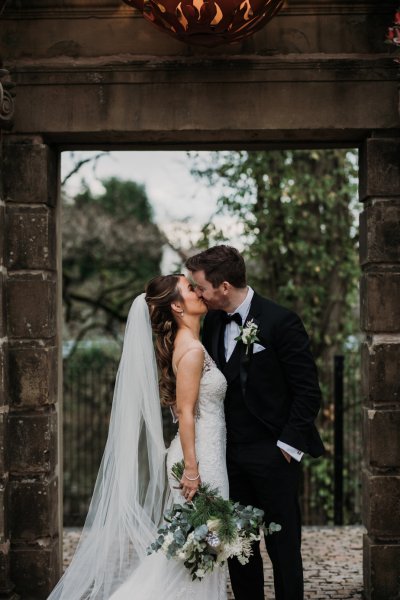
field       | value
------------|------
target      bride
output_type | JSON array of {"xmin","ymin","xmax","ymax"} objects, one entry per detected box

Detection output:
[{"xmin": 48, "ymin": 274, "xmax": 229, "ymax": 600}]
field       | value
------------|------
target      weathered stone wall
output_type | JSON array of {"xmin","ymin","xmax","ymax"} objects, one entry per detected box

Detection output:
[
  {"xmin": 0, "ymin": 135, "xmax": 17, "ymax": 600},
  {"xmin": 0, "ymin": 67, "xmax": 18, "ymax": 600},
  {"xmin": 2, "ymin": 140, "xmax": 61, "ymax": 598},
  {"xmin": 0, "ymin": 1, "xmax": 399, "ymax": 598},
  {"xmin": 360, "ymin": 137, "xmax": 400, "ymax": 600},
  {"xmin": 1, "ymin": 0, "xmax": 398, "ymax": 144},
  {"xmin": 1, "ymin": 0, "xmax": 395, "ymax": 58}
]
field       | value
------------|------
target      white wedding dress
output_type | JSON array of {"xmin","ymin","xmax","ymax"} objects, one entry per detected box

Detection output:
[{"xmin": 109, "ymin": 347, "xmax": 229, "ymax": 600}]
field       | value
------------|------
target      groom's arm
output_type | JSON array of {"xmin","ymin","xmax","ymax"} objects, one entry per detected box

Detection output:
[
  {"xmin": 274, "ymin": 310, "xmax": 322, "ymax": 454},
  {"xmin": 277, "ymin": 440, "xmax": 303, "ymax": 462}
]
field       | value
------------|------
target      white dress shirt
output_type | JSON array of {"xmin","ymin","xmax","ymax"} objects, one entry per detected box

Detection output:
[{"xmin": 224, "ymin": 287, "xmax": 303, "ymax": 462}]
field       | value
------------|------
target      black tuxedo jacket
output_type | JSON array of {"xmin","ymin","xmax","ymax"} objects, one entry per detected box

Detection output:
[{"xmin": 202, "ymin": 292, "xmax": 325, "ymax": 458}]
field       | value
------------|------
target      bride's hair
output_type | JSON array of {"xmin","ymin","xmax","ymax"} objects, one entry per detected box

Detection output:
[{"xmin": 145, "ymin": 274, "xmax": 183, "ymax": 406}]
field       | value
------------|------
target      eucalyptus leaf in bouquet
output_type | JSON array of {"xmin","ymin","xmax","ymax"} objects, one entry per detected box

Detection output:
[{"xmin": 147, "ymin": 461, "xmax": 281, "ymax": 580}]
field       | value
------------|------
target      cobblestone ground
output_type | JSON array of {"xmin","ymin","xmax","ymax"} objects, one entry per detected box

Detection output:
[{"xmin": 63, "ymin": 526, "xmax": 364, "ymax": 600}]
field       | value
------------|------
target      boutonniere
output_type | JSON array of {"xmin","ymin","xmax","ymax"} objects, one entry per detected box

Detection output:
[{"xmin": 234, "ymin": 319, "xmax": 260, "ymax": 355}]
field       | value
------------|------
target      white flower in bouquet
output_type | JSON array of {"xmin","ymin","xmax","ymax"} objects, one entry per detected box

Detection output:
[
  {"xmin": 206, "ymin": 518, "xmax": 222, "ymax": 532},
  {"xmin": 236, "ymin": 535, "xmax": 253, "ymax": 565},
  {"xmin": 147, "ymin": 461, "xmax": 281, "ymax": 581},
  {"xmin": 162, "ymin": 532, "xmax": 174, "ymax": 552},
  {"xmin": 195, "ymin": 568, "xmax": 206, "ymax": 579}
]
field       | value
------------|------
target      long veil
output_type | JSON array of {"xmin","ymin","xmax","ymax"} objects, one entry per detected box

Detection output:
[{"xmin": 48, "ymin": 293, "xmax": 168, "ymax": 600}]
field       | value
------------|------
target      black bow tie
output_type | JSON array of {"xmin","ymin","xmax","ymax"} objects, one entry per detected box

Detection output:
[{"xmin": 221, "ymin": 312, "xmax": 242, "ymax": 326}]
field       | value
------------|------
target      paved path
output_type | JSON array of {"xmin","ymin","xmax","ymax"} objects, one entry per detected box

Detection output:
[{"xmin": 63, "ymin": 525, "xmax": 364, "ymax": 599}]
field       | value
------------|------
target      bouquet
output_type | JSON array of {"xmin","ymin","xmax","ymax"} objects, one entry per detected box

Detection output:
[{"xmin": 147, "ymin": 461, "xmax": 281, "ymax": 580}]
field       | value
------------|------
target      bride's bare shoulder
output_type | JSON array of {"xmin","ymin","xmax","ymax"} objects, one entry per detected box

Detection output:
[{"xmin": 173, "ymin": 339, "xmax": 204, "ymax": 374}]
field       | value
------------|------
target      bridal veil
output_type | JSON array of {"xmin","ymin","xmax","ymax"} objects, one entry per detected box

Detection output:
[{"xmin": 48, "ymin": 293, "xmax": 168, "ymax": 600}]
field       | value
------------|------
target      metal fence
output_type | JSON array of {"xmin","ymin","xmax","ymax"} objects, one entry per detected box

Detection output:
[
  {"xmin": 299, "ymin": 352, "xmax": 362, "ymax": 525},
  {"xmin": 63, "ymin": 352, "xmax": 361, "ymax": 526}
]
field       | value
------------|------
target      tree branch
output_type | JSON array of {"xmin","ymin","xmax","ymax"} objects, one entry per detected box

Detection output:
[
  {"xmin": 67, "ymin": 292, "xmax": 127, "ymax": 322},
  {"xmin": 61, "ymin": 152, "xmax": 108, "ymax": 186}
]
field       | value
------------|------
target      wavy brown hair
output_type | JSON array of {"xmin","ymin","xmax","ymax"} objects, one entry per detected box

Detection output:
[{"xmin": 145, "ymin": 274, "xmax": 183, "ymax": 407}]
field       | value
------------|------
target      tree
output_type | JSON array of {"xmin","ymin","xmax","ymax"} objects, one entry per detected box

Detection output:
[
  {"xmin": 190, "ymin": 150, "xmax": 360, "ymax": 521},
  {"xmin": 190, "ymin": 149, "xmax": 360, "ymax": 387},
  {"xmin": 62, "ymin": 176, "xmax": 165, "ymax": 349}
]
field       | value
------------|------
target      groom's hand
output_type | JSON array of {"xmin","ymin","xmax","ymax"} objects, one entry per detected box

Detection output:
[{"xmin": 280, "ymin": 448, "xmax": 292, "ymax": 463}]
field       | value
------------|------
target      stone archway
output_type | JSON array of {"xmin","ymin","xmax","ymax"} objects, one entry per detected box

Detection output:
[{"xmin": 0, "ymin": 1, "xmax": 399, "ymax": 598}]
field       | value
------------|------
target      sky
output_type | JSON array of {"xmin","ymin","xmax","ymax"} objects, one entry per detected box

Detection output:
[
  {"xmin": 61, "ymin": 149, "xmax": 359, "ymax": 271},
  {"xmin": 61, "ymin": 150, "xmax": 219, "ymax": 225},
  {"xmin": 61, "ymin": 150, "xmax": 242, "ymax": 271}
]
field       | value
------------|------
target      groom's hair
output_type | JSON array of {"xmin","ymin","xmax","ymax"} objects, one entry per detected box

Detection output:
[{"xmin": 186, "ymin": 245, "xmax": 247, "ymax": 288}]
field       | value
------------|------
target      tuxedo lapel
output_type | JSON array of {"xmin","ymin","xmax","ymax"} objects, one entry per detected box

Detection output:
[
  {"xmin": 246, "ymin": 291, "xmax": 263, "ymax": 323},
  {"xmin": 230, "ymin": 292, "xmax": 264, "ymax": 395}
]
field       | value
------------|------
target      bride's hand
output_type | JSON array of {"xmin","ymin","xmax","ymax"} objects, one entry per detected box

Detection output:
[{"xmin": 180, "ymin": 469, "xmax": 201, "ymax": 502}]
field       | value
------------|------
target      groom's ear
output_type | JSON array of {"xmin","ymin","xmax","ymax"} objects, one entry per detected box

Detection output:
[{"xmin": 221, "ymin": 281, "xmax": 231, "ymax": 294}]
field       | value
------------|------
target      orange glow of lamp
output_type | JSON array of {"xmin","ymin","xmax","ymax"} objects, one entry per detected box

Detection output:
[{"xmin": 123, "ymin": 0, "xmax": 284, "ymax": 47}]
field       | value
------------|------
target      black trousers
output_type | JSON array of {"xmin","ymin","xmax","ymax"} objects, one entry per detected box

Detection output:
[{"xmin": 227, "ymin": 437, "xmax": 303, "ymax": 600}]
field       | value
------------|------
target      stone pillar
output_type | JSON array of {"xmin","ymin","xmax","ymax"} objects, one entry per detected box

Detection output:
[
  {"xmin": 0, "ymin": 141, "xmax": 19, "ymax": 600},
  {"xmin": 3, "ymin": 138, "xmax": 61, "ymax": 598},
  {"xmin": 0, "ymin": 67, "xmax": 19, "ymax": 600},
  {"xmin": 360, "ymin": 137, "xmax": 400, "ymax": 600}
]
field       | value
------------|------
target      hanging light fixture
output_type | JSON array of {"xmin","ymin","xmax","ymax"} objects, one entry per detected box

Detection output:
[{"xmin": 123, "ymin": 0, "xmax": 284, "ymax": 47}]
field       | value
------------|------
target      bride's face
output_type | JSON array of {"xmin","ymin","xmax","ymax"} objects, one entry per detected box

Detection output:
[
  {"xmin": 189, "ymin": 270, "xmax": 230, "ymax": 311},
  {"xmin": 176, "ymin": 276, "xmax": 207, "ymax": 316}
]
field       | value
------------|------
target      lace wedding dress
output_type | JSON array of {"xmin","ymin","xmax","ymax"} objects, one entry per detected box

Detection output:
[{"xmin": 109, "ymin": 347, "xmax": 229, "ymax": 600}]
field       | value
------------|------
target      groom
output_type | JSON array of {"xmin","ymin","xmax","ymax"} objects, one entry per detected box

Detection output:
[{"xmin": 186, "ymin": 245, "xmax": 324, "ymax": 600}]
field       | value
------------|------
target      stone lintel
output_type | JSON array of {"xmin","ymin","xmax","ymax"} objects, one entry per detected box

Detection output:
[{"xmin": 6, "ymin": 77, "xmax": 400, "ymax": 140}]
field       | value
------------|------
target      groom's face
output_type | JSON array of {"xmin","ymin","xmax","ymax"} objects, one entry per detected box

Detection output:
[{"xmin": 189, "ymin": 270, "xmax": 229, "ymax": 311}]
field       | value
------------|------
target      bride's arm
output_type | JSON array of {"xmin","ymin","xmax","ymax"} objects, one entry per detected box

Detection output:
[{"xmin": 174, "ymin": 346, "xmax": 204, "ymax": 500}]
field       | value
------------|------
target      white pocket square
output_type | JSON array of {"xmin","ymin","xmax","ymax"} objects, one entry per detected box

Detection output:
[{"xmin": 253, "ymin": 343, "xmax": 266, "ymax": 354}]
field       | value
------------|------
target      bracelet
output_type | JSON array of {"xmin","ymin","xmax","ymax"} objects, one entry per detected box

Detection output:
[{"xmin": 183, "ymin": 470, "xmax": 200, "ymax": 481}]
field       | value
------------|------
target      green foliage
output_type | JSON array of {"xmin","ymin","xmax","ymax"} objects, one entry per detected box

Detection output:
[
  {"xmin": 62, "ymin": 176, "xmax": 164, "ymax": 347},
  {"xmin": 171, "ymin": 460, "xmax": 268, "ymax": 541},
  {"xmin": 149, "ymin": 461, "xmax": 271, "ymax": 580},
  {"xmin": 190, "ymin": 150, "xmax": 360, "ymax": 366},
  {"xmin": 64, "ymin": 344, "xmax": 120, "ymax": 371},
  {"xmin": 74, "ymin": 177, "xmax": 154, "ymax": 222},
  {"xmin": 63, "ymin": 349, "xmax": 118, "ymax": 524},
  {"xmin": 302, "ymin": 430, "xmax": 335, "ymax": 523},
  {"xmin": 190, "ymin": 150, "xmax": 361, "ymax": 524}
]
